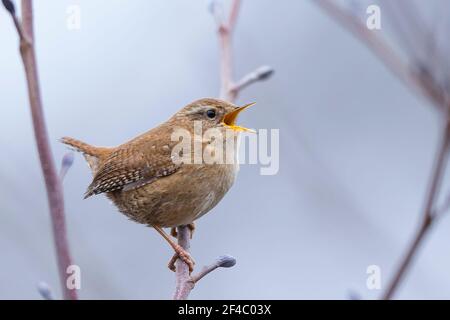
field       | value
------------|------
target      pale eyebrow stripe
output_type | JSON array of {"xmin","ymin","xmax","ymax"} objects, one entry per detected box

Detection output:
[{"xmin": 186, "ymin": 106, "xmax": 209, "ymax": 114}]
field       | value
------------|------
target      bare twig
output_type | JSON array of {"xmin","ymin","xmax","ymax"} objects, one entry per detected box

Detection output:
[
  {"xmin": 314, "ymin": 0, "xmax": 446, "ymax": 112},
  {"xmin": 217, "ymin": 0, "xmax": 240, "ymax": 100},
  {"xmin": 315, "ymin": 0, "xmax": 450, "ymax": 299},
  {"xmin": 173, "ymin": 225, "xmax": 194, "ymax": 300},
  {"xmin": 382, "ymin": 118, "xmax": 450, "ymax": 299},
  {"xmin": 435, "ymin": 192, "xmax": 450, "ymax": 217},
  {"xmin": 215, "ymin": 0, "xmax": 273, "ymax": 101},
  {"xmin": 2, "ymin": 0, "xmax": 77, "ymax": 300},
  {"xmin": 173, "ymin": 0, "xmax": 273, "ymax": 300},
  {"xmin": 230, "ymin": 65, "xmax": 274, "ymax": 96},
  {"xmin": 173, "ymin": 225, "xmax": 236, "ymax": 300},
  {"xmin": 191, "ymin": 255, "xmax": 236, "ymax": 283},
  {"xmin": 2, "ymin": 0, "xmax": 26, "ymax": 41}
]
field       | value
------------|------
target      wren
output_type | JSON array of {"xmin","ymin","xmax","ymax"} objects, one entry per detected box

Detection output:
[{"xmin": 61, "ymin": 98, "xmax": 255, "ymax": 272}]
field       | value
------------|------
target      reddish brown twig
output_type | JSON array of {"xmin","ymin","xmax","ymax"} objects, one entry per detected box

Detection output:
[
  {"xmin": 173, "ymin": 225, "xmax": 236, "ymax": 300},
  {"xmin": 173, "ymin": 225, "xmax": 195, "ymax": 300},
  {"xmin": 214, "ymin": 0, "xmax": 273, "ymax": 101},
  {"xmin": 315, "ymin": 0, "xmax": 450, "ymax": 299},
  {"xmin": 217, "ymin": 0, "xmax": 240, "ymax": 100},
  {"xmin": 2, "ymin": 0, "xmax": 77, "ymax": 300},
  {"xmin": 382, "ymin": 117, "xmax": 450, "ymax": 299},
  {"xmin": 173, "ymin": 0, "xmax": 273, "ymax": 300}
]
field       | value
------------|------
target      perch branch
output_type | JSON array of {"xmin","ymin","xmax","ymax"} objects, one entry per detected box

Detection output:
[
  {"xmin": 173, "ymin": 226, "xmax": 236, "ymax": 300},
  {"xmin": 2, "ymin": 0, "xmax": 77, "ymax": 300},
  {"xmin": 173, "ymin": 225, "xmax": 194, "ymax": 300},
  {"xmin": 173, "ymin": 0, "xmax": 273, "ymax": 300}
]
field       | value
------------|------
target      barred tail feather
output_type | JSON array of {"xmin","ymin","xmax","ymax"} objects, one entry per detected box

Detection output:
[{"xmin": 60, "ymin": 137, "xmax": 112, "ymax": 176}]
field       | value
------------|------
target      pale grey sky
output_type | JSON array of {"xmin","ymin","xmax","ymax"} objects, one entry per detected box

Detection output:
[{"xmin": 0, "ymin": 0, "xmax": 449, "ymax": 299}]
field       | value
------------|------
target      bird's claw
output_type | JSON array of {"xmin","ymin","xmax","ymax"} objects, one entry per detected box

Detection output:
[{"xmin": 168, "ymin": 246, "xmax": 195, "ymax": 273}]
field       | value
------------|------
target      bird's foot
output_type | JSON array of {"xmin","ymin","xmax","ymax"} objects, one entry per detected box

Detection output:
[
  {"xmin": 168, "ymin": 245, "xmax": 196, "ymax": 273},
  {"xmin": 170, "ymin": 223, "xmax": 196, "ymax": 239}
]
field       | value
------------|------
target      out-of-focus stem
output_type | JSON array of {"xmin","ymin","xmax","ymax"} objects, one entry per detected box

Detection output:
[
  {"xmin": 383, "ymin": 119, "xmax": 449, "ymax": 299},
  {"xmin": 218, "ymin": 0, "xmax": 240, "ymax": 101},
  {"xmin": 2, "ymin": 0, "xmax": 77, "ymax": 300},
  {"xmin": 315, "ymin": 0, "xmax": 450, "ymax": 300},
  {"xmin": 21, "ymin": 0, "xmax": 77, "ymax": 300}
]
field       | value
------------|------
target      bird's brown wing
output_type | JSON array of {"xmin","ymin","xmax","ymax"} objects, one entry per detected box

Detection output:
[{"xmin": 84, "ymin": 140, "xmax": 180, "ymax": 198}]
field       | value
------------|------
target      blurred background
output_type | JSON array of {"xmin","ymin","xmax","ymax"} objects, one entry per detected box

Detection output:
[{"xmin": 0, "ymin": 0, "xmax": 449, "ymax": 299}]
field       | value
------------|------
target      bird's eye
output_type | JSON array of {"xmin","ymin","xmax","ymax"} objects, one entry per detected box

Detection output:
[{"xmin": 206, "ymin": 109, "xmax": 216, "ymax": 119}]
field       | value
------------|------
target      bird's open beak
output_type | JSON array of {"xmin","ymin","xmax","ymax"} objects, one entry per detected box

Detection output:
[{"xmin": 222, "ymin": 102, "xmax": 256, "ymax": 133}]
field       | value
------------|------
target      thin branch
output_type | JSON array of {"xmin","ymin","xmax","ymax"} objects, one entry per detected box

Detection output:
[
  {"xmin": 2, "ymin": 0, "xmax": 77, "ymax": 300},
  {"xmin": 315, "ymin": 0, "xmax": 450, "ymax": 300},
  {"xmin": 173, "ymin": 225, "xmax": 236, "ymax": 300},
  {"xmin": 209, "ymin": 0, "xmax": 225, "ymax": 27},
  {"xmin": 314, "ymin": 0, "xmax": 446, "ymax": 113},
  {"xmin": 173, "ymin": 226, "xmax": 194, "ymax": 300},
  {"xmin": 227, "ymin": 0, "xmax": 241, "ymax": 34},
  {"xmin": 191, "ymin": 255, "xmax": 236, "ymax": 283},
  {"xmin": 382, "ymin": 215, "xmax": 432, "ymax": 300},
  {"xmin": 2, "ymin": 0, "xmax": 28, "ymax": 44},
  {"xmin": 214, "ymin": 0, "xmax": 273, "ymax": 101},
  {"xmin": 230, "ymin": 65, "xmax": 274, "ymax": 95},
  {"xmin": 435, "ymin": 192, "xmax": 450, "ymax": 218},
  {"xmin": 382, "ymin": 118, "xmax": 449, "ymax": 299},
  {"xmin": 218, "ymin": 9, "xmax": 234, "ymax": 100},
  {"xmin": 173, "ymin": 0, "xmax": 273, "ymax": 300}
]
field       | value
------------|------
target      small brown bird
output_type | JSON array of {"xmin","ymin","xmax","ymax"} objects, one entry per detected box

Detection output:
[{"xmin": 61, "ymin": 98, "xmax": 254, "ymax": 272}]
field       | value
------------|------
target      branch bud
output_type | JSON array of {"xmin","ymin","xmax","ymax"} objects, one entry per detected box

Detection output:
[{"xmin": 2, "ymin": 0, "xmax": 15, "ymax": 15}]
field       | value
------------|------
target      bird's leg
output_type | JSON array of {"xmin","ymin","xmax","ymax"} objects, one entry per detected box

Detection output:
[
  {"xmin": 187, "ymin": 222, "xmax": 196, "ymax": 238},
  {"xmin": 167, "ymin": 254, "xmax": 179, "ymax": 272},
  {"xmin": 170, "ymin": 223, "xmax": 195, "ymax": 239},
  {"xmin": 152, "ymin": 224, "xmax": 195, "ymax": 273}
]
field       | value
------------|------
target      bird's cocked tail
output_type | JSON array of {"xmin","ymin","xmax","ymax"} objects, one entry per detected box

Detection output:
[{"xmin": 60, "ymin": 137, "xmax": 112, "ymax": 176}]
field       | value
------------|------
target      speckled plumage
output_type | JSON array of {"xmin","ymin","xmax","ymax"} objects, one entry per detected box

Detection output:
[{"xmin": 61, "ymin": 98, "xmax": 244, "ymax": 228}]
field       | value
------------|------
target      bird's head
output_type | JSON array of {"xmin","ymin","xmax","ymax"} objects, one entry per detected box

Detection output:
[{"xmin": 171, "ymin": 98, "xmax": 255, "ymax": 133}]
